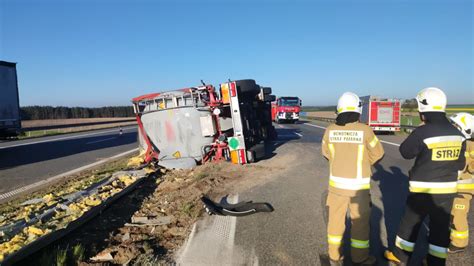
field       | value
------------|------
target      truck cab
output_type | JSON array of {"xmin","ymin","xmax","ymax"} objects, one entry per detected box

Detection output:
[{"xmin": 271, "ymin": 96, "xmax": 302, "ymax": 123}]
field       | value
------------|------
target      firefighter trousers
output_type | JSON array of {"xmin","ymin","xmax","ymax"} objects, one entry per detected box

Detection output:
[
  {"xmin": 451, "ymin": 193, "xmax": 472, "ymax": 248},
  {"xmin": 326, "ymin": 191, "xmax": 371, "ymax": 263},
  {"xmin": 393, "ymin": 193, "xmax": 454, "ymax": 266}
]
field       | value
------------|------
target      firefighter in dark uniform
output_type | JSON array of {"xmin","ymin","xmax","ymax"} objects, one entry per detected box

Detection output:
[{"xmin": 384, "ymin": 87, "xmax": 466, "ymax": 265}]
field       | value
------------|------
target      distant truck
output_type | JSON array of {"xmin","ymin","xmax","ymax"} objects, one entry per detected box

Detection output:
[
  {"xmin": 271, "ymin": 96, "xmax": 302, "ymax": 123},
  {"xmin": 0, "ymin": 61, "xmax": 21, "ymax": 138},
  {"xmin": 360, "ymin": 95, "xmax": 400, "ymax": 132}
]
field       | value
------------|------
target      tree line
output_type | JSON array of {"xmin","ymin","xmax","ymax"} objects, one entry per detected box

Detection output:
[{"xmin": 20, "ymin": 106, "xmax": 135, "ymax": 120}]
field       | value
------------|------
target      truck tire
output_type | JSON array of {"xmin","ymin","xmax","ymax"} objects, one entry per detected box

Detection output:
[
  {"xmin": 235, "ymin": 79, "xmax": 259, "ymax": 94},
  {"xmin": 261, "ymin": 87, "xmax": 272, "ymax": 95},
  {"xmin": 264, "ymin": 94, "xmax": 276, "ymax": 102}
]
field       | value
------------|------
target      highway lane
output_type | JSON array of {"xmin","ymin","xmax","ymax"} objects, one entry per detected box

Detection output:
[
  {"xmin": 0, "ymin": 126, "xmax": 138, "ymax": 194},
  {"xmin": 180, "ymin": 120, "xmax": 473, "ymax": 265}
]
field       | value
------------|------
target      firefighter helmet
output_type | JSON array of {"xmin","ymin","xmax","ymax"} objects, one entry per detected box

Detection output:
[
  {"xmin": 416, "ymin": 87, "xmax": 447, "ymax": 113},
  {"xmin": 337, "ymin": 92, "xmax": 362, "ymax": 114},
  {"xmin": 450, "ymin": 112, "xmax": 474, "ymax": 139}
]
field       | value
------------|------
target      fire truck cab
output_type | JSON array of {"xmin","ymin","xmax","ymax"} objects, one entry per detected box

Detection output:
[{"xmin": 271, "ymin": 96, "xmax": 302, "ymax": 123}]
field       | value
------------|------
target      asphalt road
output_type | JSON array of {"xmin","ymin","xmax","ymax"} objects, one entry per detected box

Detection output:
[
  {"xmin": 179, "ymin": 120, "xmax": 473, "ymax": 265},
  {"xmin": 0, "ymin": 126, "xmax": 138, "ymax": 195}
]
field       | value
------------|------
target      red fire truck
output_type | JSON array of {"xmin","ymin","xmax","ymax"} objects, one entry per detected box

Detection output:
[
  {"xmin": 360, "ymin": 96, "xmax": 401, "ymax": 132},
  {"xmin": 271, "ymin": 96, "xmax": 302, "ymax": 123}
]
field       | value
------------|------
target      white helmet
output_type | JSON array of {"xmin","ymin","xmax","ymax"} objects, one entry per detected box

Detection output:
[
  {"xmin": 337, "ymin": 92, "xmax": 362, "ymax": 114},
  {"xmin": 416, "ymin": 87, "xmax": 447, "ymax": 113},
  {"xmin": 450, "ymin": 112, "xmax": 474, "ymax": 139}
]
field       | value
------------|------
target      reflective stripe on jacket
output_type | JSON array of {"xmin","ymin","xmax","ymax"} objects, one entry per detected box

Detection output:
[
  {"xmin": 399, "ymin": 118, "xmax": 466, "ymax": 194},
  {"xmin": 458, "ymin": 140, "xmax": 474, "ymax": 194},
  {"xmin": 322, "ymin": 122, "xmax": 384, "ymax": 196},
  {"xmin": 409, "ymin": 181, "xmax": 458, "ymax": 194}
]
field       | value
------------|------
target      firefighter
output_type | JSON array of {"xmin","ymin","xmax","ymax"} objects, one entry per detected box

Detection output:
[
  {"xmin": 322, "ymin": 92, "xmax": 384, "ymax": 265},
  {"xmin": 448, "ymin": 112, "xmax": 474, "ymax": 253},
  {"xmin": 384, "ymin": 87, "xmax": 466, "ymax": 265}
]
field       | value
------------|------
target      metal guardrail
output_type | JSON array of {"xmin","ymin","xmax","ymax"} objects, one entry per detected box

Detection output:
[
  {"xmin": 21, "ymin": 118, "xmax": 136, "ymax": 132},
  {"xmin": 302, "ymin": 116, "xmax": 417, "ymax": 130}
]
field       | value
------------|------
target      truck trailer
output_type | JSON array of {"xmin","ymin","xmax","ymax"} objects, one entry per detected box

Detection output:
[
  {"xmin": 0, "ymin": 61, "xmax": 21, "ymax": 138},
  {"xmin": 360, "ymin": 95, "xmax": 400, "ymax": 132},
  {"xmin": 132, "ymin": 79, "xmax": 276, "ymax": 169}
]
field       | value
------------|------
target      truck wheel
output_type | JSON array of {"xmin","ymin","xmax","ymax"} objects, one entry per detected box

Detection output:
[
  {"xmin": 264, "ymin": 94, "xmax": 276, "ymax": 102},
  {"xmin": 235, "ymin": 79, "xmax": 259, "ymax": 93},
  {"xmin": 261, "ymin": 87, "xmax": 272, "ymax": 94}
]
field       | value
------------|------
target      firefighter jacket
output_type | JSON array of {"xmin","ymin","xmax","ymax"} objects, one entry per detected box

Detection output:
[
  {"xmin": 399, "ymin": 120, "xmax": 466, "ymax": 194},
  {"xmin": 457, "ymin": 140, "xmax": 474, "ymax": 194},
  {"xmin": 322, "ymin": 122, "xmax": 385, "ymax": 196}
]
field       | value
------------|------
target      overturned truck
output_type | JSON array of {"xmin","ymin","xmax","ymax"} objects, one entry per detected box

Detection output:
[{"xmin": 132, "ymin": 79, "xmax": 276, "ymax": 169}]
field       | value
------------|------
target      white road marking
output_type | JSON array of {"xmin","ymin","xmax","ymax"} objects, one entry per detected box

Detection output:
[
  {"xmin": 380, "ymin": 140, "xmax": 401, "ymax": 147},
  {"xmin": 177, "ymin": 194, "xmax": 241, "ymax": 264},
  {"xmin": 303, "ymin": 122, "xmax": 401, "ymax": 147},
  {"xmin": 303, "ymin": 123, "xmax": 326, "ymax": 130},
  {"xmin": 277, "ymin": 124, "xmax": 285, "ymax": 128},
  {"xmin": 0, "ymin": 148, "xmax": 139, "ymax": 201},
  {"xmin": 0, "ymin": 126, "xmax": 136, "ymax": 150},
  {"xmin": 86, "ymin": 137, "xmax": 116, "ymax": 145},
  {"xmin": 295, "ymin": 132, "xmax": 303, "ymax": 137}
]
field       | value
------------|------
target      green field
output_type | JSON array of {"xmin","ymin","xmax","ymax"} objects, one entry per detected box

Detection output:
[
  {"xmin": 301, "ymin": 106, "xmax": 336, "ymax": 112},
  {"xmin": 401, "ymin": 115, "xmax": 422, "ymax": 126}
]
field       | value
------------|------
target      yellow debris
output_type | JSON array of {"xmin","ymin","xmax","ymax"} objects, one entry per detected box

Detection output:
[
  {"xmin": 27, "ymin": 226, "xmax": 44, "ymax": 235},
  {"xmin": 84, "ymin": 198, "xmax": 101, "ymax": 207},
  {"xmin": 118, "ymin": 175, "xmax": 136, "ymax": 186},
  {"xmin": 42, "ymin": 193, "xmax": 54, "ymax": 203},
  {"xmin": 144, "ymin": 167, "xmax": 155, "ymax": 174},
  {"xmin": 127, "ymin": 154, "xmax": 145, "ymax": 167}
]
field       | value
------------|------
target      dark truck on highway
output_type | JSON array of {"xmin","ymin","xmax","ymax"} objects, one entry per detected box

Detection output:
[{"xmin": 0, "ymin": 61, "xmax": 21, "ymax": 138}]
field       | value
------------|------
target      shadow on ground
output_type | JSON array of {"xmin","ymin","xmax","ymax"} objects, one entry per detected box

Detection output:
[{"xmin": 258, "ymin": 127, "xmax": 303, "ymax": 161}]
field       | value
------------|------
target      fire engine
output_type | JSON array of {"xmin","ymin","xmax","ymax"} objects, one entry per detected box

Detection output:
[
  {"xmin": 271, "ymin": 96, "xmax": 302, "ymax": 123},
  {"xmin": 360, "ymin": 96, "xmax": 401, "ymax": 132}
]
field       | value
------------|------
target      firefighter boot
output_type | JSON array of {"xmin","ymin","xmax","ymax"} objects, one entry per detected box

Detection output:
[
  {"xmin": 352, "ymin": 255, "xmax": 376, "ymax": 266},
  {"xmin": 329, "ymin": 257, "xmax": 344, "ymax": 266},
  {"xmin": 384, "ymin": 250, "xmax": 405, "ymax": 266},
  {"xmin": 448, "ymin": 243, "xmax": 466, "ymax": 254}
]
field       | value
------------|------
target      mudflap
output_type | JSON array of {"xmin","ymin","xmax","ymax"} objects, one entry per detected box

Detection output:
[
  {"xmin": 201, "ymin": 195, "xmax": 274, "ymax": 217},
  {"xmin": 248, "ymin": 141, "xmax": 267, "ymax": 163}
]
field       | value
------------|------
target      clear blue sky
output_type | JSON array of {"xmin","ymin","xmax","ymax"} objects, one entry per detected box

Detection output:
[{"xmin": 1, "ymin": 0, "xmax": 472, "ymax": 107}]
